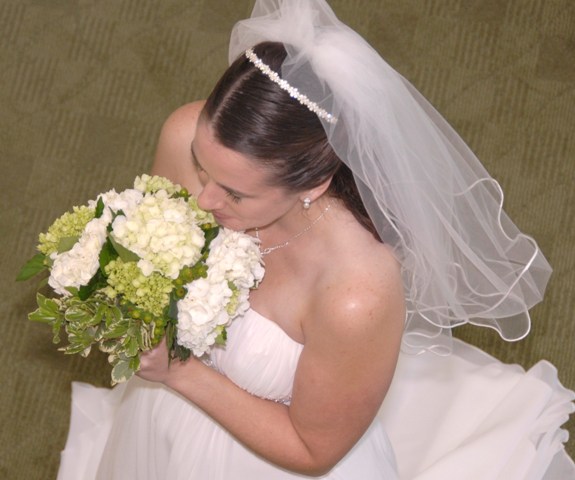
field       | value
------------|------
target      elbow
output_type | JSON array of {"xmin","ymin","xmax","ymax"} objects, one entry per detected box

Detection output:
[
  {"xmin": 294, "ymin": 463, "xmax": 336, "ymax": 478},
  {"xmin": 307, "ymin": 465, "xmax": 338, "ymax": 478},
  {"xmin": 289, "ymin": 450, "xmax": 345, "ymax": 477}
]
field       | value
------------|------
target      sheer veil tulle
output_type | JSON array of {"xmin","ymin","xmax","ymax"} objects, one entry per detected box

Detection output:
[{"xmin": 229, "ymin": 0, "xmax": 552, "ymax": 354}]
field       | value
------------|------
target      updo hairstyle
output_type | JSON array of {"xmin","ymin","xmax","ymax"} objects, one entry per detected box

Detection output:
[{"xmin": 201, "ymin": 41, "xmax": 378, "ymax": 239}]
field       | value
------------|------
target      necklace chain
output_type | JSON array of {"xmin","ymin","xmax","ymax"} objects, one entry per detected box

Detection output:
[{"xmin": 255, "ymin": 203, "xmax": 331, "ymax": 256}]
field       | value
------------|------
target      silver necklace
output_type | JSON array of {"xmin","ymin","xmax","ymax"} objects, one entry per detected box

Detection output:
[{"xmin": 255, "ymin": 203, "xmax": 331, "ymax": 256}]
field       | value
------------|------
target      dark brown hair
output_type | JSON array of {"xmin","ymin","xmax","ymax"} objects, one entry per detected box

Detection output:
[{"xmin": 202, "ymin": 41, "xmax": 378, "ymax": 239}]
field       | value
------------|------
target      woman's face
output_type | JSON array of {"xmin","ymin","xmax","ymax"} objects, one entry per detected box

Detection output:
[{"xmin": 192, "ymin": 119, "xmax": 301, "ymax": 231}]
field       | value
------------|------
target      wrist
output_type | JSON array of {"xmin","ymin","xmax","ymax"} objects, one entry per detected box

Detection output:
[{"xmin": 164, "ymin": 355, "xmax": 204, "ymax": 391}]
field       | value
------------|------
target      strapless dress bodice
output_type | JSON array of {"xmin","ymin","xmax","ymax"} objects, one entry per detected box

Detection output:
[{"xmin": 210, "ymin": 309, "xmax": 303, "ymax": 404}]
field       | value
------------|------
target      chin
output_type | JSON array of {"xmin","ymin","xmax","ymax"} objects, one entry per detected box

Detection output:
[
  {"xmin": 212, "ymin": 214, "xmax": 253, "ymax": 233},
  {"xmin": 214, "ymin": 218, "xmax": 240, "ymax": 231},
  {"xmin": 213, "ymin": 213, "xmax": 230, "ymax": 226}
]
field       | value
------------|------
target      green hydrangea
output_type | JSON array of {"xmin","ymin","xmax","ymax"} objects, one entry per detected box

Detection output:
[
  {"xmin": 103, "ymin": 258, "xmax": 174, "ymax": 316},
  {"xmin": 134, "ymin": 174, "xmax": 181, "ymax": 195},
  {"xmin": 188, "ymin": 196, "xmax": 216, "ymax": 225},
  {"xmin": 226, "ymin": 283, "xmax": 241, "ymax": 316},
  {"xmin": 38, "ymin": 205, "xmax": 95, "ymax": 256}
]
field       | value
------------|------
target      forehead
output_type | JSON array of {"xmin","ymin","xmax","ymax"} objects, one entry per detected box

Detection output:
[{"xmin": 192, "ymin": 120, "xmax": 269, "ymax": 189}]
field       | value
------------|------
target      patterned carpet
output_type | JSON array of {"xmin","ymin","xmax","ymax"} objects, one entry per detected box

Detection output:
[{"xmin": 0, "ymin": 1, "xmax": 573, "ymax": 478}]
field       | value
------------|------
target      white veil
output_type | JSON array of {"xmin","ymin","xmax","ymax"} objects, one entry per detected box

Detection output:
[{"xmin": 229, "ymin": 0, "xmax": 552, "ymax": 354}]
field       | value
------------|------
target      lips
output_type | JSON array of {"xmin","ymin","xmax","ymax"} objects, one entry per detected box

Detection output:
[{"xmin": 212, "ymin": 212, "xmax": 228, "ymax": 224}]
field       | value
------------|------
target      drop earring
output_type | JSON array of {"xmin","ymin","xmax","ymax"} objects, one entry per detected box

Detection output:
[{"xmin": 303, "ymin": 197, "xmax": 311, "ymax": 209}]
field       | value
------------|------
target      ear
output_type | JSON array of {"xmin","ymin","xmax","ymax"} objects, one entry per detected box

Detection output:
[{"xmin": 299, "ymin": 176, "xmax": 333, "ymax": 204}]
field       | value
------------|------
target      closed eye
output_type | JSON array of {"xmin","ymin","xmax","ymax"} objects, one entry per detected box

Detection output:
[
  {"xmin": 191, "ymin": 141, "xmax": 253, "ymax": 201},
  {"xmin": 225, "ymin": 190, "xmax": 242, "ymax": 203},
  {"xmin": 191, "ymin": 147, "xmax": 205, "ymax": 172}
]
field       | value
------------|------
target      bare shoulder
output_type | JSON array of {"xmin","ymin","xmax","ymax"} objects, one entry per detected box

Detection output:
[
  {"xmin": 310, "ymin": 239, "xmax": 405, "ymax": 345},
  {"xmin": 150, "ymin": 101, "xmax": 206, "ymax": 194},
  {"xmin": 160, "ymin": 101, "xmax": 205, "ymax": 135}
]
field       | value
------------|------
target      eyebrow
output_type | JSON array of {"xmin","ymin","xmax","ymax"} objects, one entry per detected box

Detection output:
[{"xmin": 190, "ymin": 142, "xmax": 254, "ymax": 198}]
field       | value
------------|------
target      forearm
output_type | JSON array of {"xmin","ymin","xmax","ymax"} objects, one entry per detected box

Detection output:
[{"xmin": 164, "ymin": 359, "xmax": 337, "ymax": 476}]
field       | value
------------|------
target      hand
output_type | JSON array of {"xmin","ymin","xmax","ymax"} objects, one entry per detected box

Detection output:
[
  {"xmin": 137, "ymin": 338, "xmax": 203, "ymax": 386},
  {"xmin": 136, "ymin": 338, "xmax": 173, "ymax": 384}
]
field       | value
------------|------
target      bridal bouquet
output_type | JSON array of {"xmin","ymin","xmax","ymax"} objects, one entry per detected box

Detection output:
[{"xmin": 18, "ymin": 175, "xmax": 265, "ymax": 384}]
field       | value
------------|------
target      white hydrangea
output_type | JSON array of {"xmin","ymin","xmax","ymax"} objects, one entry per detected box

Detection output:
[
  {"xmin": 102, "ymin": 189, "xmax": 144, "ymax": 212},
  {"xmin": 228, "ymin": 286, "xmax": 251, "ymax": 320},
  {"xmin": 48, "ymin": 209, "xmax": 113, "ymax": 295},
  {"xmin": 175, "ymin": 228, "xmax": 264, "ymax": 356},
  {"xmin": 47, "ymin": 187, "xmax": 144, "ymax": 296},
  {"xmin": 92, "ymin": 188, "xmax": 143, "ymax": 215},
  {"xmin": 176, "ymin": 277, "xmax": 232, "ymax": 356},
  {"xmin": 111, "ymin": 190, "xmax": 205, "ymax": 279},
  {"xmin": 206, "ymin": 228, "xmax": 265, "ymax": 288}
]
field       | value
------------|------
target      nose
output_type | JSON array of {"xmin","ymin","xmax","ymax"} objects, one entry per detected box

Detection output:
[{"xmin": 197, "ymin": 182, "xmax": 225, "ymax": 211}]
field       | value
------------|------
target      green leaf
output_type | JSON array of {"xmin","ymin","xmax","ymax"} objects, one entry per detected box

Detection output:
[
  {"xmin": 29, "ymin": 294, "xmax": 62, "ymax": 324},
  {"xmin": 165, "ymin": 320, "xmax": 175, "ymax": 351},
  {"xmin": 123, "ymin": 334, "xmax": 140, "ymax": 358},
  {"xmin": 202, "ymin": 226, "xmax": 220, "ymax": 253},
  {"xmin": 78, "ymin": 270, "xmax": 107, "ymax": 301},
  {"xmin": 64, "ymin": 306, "xmax": 94, "ymax": 324},
  {"xmin": 63, "ymin": 322, "xmax": 98, "ymax": 353},
  {"xmin": 38, "ymin": 293, "xmax": 61, "ymax": 314},
  {"xmin": 171, "ymin": 342, "xmax": 191, "ymax": 362},
  {"xmin": 16, "ymin": 254, "xmax": 47, "ymax": 281},
  {"xmin": 57, "ymin": 236, "xmax": 79, "ymax": 254},
  {"xmin": 109, "ymin": 236, "xmax": 140, "ymax": 263},
  {"xmin": 129, "ymin": 355, "xmax": 140, "ymax": 372},
  {"xmin": 135, "ymin": 325, "xmax": 151, "ymax": 351},
  {"xmin": 107, "ymin": 352, "xmax": 119, "ymax": 365},
  {"xmin": 103, "ymin": 305, "xmax": 122, "ymax": 326},
  {"xmin": 102, "ymin": 319, "xmax": 130, "ymax": 339},
  {"xmin": 65, "ymin": 286, "xmax": 79, "ymax": 296},
  {"xmin": 37, "ymin": 276, "xmax": 49, "ymax": 289},
  {"xmin": 93, "ymin": 304, "xmax": 106, "ymax": 325},
  {"xmin": 215, "ymin": 326, "xmax": 227, "ymax": 346},
  {"xmin": 168, "ymin": 295, "xmax": 179, "ymax": 322},
  {"xmin": 51, "ymin": 320, "xmax": 63, "ymax": 344},
  {"xmin": 99, "ymin": 239, "xmax": 118, "ymax": 271},
  {"xmin": 61, "ymin": 342, "xmax": 92, "ymax": 356},
  {"xmin": 79, "ymin": 345, "xmax": 92, "ymax": 357},
  {"xmin": 99, "ymin": 338, "xmax": 120, "ymax": 354},
  {"xmin": 111, "ymin": 359, "xmax": 136, "ymax": 385},
  {"xmin": 95, "ymin": 196, "xmax": 105, "ymax": 219},
  {"xmin": 66, "ymin": 322, "xmax": 96, "ymax": 340},
  {"xmin": 29, "ymin": 308, "xmax": 55, "ymax": 324}
]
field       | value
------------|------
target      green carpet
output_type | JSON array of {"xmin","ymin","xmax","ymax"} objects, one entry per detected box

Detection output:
[{"xmin": 1, "ymin": 1, "xmax": 573, "ymax": 478}]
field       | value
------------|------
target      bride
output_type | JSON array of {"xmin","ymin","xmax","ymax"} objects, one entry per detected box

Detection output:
[{"xmin": 57, "ymin": 1, "xmax": 574, "ymax": 478}]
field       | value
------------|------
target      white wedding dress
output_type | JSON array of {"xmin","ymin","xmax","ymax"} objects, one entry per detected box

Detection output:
[{"xmin": 57, "ymin": 309, "xmax": 575, "ymax": 479}]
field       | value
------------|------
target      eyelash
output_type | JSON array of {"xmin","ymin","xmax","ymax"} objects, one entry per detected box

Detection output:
[
  {"xmin": 225, "ymin": 191, "xmax": 242, "ymax": 203},
  {"xmin": 193, "ymin": 154, "xmax": 242, "ymax": 203}
]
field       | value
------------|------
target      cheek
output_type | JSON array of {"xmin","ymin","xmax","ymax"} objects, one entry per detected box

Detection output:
[{"xmin": 197, "ymin": 170, "xmax": 208, "ymax": 186}]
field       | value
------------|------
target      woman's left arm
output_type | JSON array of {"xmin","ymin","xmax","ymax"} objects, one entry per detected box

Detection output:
[{"xmin": 138, "ymin": 261, "xmax": 405, "ymax": 476}]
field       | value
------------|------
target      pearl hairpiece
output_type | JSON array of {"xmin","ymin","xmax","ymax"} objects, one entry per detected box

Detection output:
[{"xmin": 244, "ymin": 48, "xmax": 337, "ymax": 124}]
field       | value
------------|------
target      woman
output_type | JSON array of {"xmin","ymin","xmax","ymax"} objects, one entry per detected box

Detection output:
[
  {"xmin": 98, "ymin": 40, "xmax": 405, "ymax": 478},
  {"xmin": 57, "ymin": 1, "xmax": 574, "ymax": 478}
]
